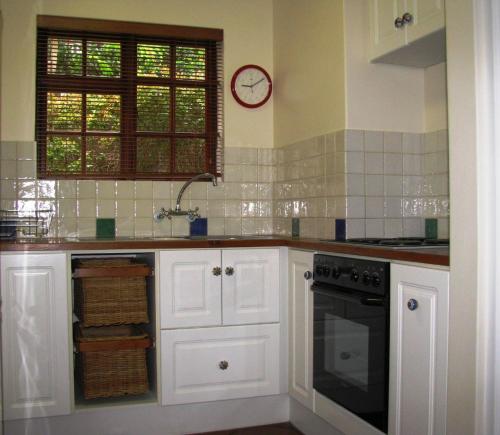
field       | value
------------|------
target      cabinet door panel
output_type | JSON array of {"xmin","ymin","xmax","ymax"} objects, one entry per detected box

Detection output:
[
  {"xmin": 1, "ymin": 253, "xmax": 70, "ymax": 420},
  {"xmin": 370, "ymin": 0, "xmax": 406, "ymax": 59},
  {"xmin": 288, "ymin": 250, "xmax": 314, "ymax": 409},
  {"xmin": 222, "ymin": 249, "xmax": 279, "ymax": 325},
  {"xmin": 160, "ymin": 250, "xmax": 221, "ymax": 328},
  {"xmin": 390, "ymin": 264, "xmax": 448, "ymax": 435},
  {"xmin": 406, "ymin": 0, "xmax": 444, "ymax": 43},
  {"xmin": 161, "ymin": 324, "xmax": 280, "ymax": 405}
]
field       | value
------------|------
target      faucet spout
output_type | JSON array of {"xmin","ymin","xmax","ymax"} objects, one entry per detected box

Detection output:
[
  {"xmin": 155, "ymin": 173, "xmax": 218, "ymax": 222},
  {"xmin": 175, "ymin": 173, "xmax": 217, "ymax": 212}
]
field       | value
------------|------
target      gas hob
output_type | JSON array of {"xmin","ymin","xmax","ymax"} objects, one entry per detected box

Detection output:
[{"xmin": 322, "ymin": 237, "xmax": 449, "ymax": 248}]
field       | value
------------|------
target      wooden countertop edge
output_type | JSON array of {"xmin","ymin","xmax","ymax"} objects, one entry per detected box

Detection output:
[{"xmin": 0, "ymin": 238, "xmax": 449, "ymax": 266}]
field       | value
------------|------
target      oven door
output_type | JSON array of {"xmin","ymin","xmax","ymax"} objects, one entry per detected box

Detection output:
[{"xmin": 312, "ymin": 284, "xmax": 389, "ymax": 433}]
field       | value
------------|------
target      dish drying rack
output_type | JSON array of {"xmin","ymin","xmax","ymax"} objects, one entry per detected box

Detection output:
[{"xmin": 0, "ymin": 208, "xmax": 54, "ymax": 239}]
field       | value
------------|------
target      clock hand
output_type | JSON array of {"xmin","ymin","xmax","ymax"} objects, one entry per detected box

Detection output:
[
  {"xmin": 241, "ymin": 84, "xmax": 253, "ymax": 88},
  {"xmin": 251, "ymin": 78, "xmax": 265, "ymax": 88}
]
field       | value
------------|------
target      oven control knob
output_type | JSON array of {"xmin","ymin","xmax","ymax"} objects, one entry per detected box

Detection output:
[
  {"xmin": 362, "ymin": 271, "xmax": 371, "ymax": 285},
  {"xmin": 315, "ymin": 265, "xmax": 323, "ymax": 276},
  {"xmin": 372, "ymin": 273, "xmax": 381, "ymax": 287},
  {"xmin": 332, "ymin": 266, "xmax": 341, "ymax": 279},
  {"xmin": 322, "ymin": 266, "xmax": 330, "ymax": 277},
  {"xmin": 350, "ymin": 269, "xmax": 359, "ymax": 282}
]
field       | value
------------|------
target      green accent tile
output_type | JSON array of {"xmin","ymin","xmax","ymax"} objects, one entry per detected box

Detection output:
[
  {"xmin": 292, "ymin": 218, "xmax": 300, "ymax": 237},
  {"xmin": 425, "ymin": 218, "xmax": 438, "ymax": 239},
  {"xmin": 96, "ymin": 218, "xmax": 115, "ymax": 239}
]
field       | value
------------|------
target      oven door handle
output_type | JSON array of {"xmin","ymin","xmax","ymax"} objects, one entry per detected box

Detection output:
[{"xmin": 310, "ymin": 283, "xmax": 386, "ymax": 306}]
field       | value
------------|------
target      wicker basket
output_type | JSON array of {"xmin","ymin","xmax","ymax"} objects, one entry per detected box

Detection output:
[
  {"xmin": 76, "ymin": 325, "xmax": 151, "ymax": 400},
  {"xmin": 74, "ymin": 259, "xmax": 150, "ymax": 327}
]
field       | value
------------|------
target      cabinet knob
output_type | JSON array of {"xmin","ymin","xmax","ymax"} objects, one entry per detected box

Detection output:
[
  {"xmin": 225, "ymin": 266, "xmax": 234, "ymax": 276},
  {"xmin": 407, "ymin": 298, "xmax": 418, "ymax": 311},
  {"xmin": 394, "ymin": 16, "xmax": 404, "ymax": 28},
  {"xmin": 212, "ymin": 267, "xmax": 221, "ymax": 276},
  {"xmin": 304, "ymin": 270, "xmax": 312, "ymax": 280},
  {"xmin": 402, "ymin": 12, "xmax": 413, "ymax": 24},
  {"xmin": 219, "ymin": 360, "xmax": 229, "ymax": 370}
]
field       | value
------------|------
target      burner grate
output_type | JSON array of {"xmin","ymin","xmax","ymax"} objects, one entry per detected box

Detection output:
[{"xmin": 321, "ymin": 237, "xmax": 449, "ymax": 247}]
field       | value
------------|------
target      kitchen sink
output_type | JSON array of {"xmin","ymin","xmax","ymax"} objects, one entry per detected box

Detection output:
[{"xmin": 63, "ymin": 235, "xmax": 277, "ymax": 242}]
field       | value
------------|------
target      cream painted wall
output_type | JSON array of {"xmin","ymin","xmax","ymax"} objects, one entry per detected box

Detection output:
[
  {"xmin": 424, "ymin": 62, "xmax": 448, "ymax": 131},
  {"xmin": 343, "ymin": 0, "xmax": 426, "ymax": 133},
  {"xmin": 446, "ymin": 0, "xmax": 478, "ymax": 433},
  {"xmin": 0, "ymin": 0, "xmax": 274, "ymax": 148},
  {"xmin": 272, "ymin": 0, "xmax": 345, "ymax": 148}
]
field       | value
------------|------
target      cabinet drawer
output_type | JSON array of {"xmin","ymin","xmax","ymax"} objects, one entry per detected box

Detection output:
[{"xmin": 161, "ymin": 324, "xmax": 280, "ymax": 405}]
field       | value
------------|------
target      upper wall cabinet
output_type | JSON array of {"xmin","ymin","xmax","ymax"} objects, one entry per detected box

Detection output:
[{"xmin": 369, "ymin": 0, "xmax": 446, "ymax": 67}]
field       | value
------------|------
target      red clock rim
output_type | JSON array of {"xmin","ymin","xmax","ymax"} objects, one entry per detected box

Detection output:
[{"xmin": 230, "ymin": 64, "xmax": 273, "ymax": 109}]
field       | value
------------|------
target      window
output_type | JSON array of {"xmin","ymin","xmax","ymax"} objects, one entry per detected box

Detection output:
[{"xmin": 36, "ymin": 16, "xmax": 223, "ymax": 180}]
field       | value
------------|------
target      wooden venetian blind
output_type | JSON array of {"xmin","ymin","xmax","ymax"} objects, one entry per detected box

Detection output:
[{"xmin": 36, "ymin": 16, "xmax": 223, "ymax": 180}]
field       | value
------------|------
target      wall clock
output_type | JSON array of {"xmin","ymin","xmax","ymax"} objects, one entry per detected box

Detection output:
[{"xmin": 231, "ymin": 64, "xmax": 272, "ymax": 108}]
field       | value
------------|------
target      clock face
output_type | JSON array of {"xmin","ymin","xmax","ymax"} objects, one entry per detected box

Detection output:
[{"xmin": 231, "ymin": 65, "xmax": 272, "ymax": 108}]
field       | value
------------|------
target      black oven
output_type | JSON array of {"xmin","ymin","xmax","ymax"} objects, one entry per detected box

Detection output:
[{"xmin": 312, "ymin": 254, "xmax": 390, "ymax": 433}]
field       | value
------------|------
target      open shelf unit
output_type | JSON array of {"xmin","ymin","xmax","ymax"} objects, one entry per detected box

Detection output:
[{"xmin": 71, "ymin": 252, "xmax": 157, "ymax": 408}]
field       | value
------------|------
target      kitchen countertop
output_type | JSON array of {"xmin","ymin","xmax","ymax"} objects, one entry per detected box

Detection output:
[{"xmin": 0, "ymin": 235, "xmax": 449, "ymax": 266}]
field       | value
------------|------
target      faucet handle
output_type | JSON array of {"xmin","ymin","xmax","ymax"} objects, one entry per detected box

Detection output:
[
  {"xmin": 186, "ymin": 207, "xmax": 200, "ymax": 222},
  {"xmin": 154, "ymin": 207, "xmax": 171, "ymax": 221}
]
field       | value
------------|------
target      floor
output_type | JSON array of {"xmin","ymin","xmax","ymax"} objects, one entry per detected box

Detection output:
[{"xmin": 188, "ymin": 422, "xmax": 304, "ymax": 435}]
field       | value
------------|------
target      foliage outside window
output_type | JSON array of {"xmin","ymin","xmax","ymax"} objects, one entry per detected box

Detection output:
[{"xmin": 36, "ymin": 18, "xmax": 223, "ymax": 179}]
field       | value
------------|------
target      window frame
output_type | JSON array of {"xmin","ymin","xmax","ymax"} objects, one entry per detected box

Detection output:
[{"xmin": 36, "ymin": 15, "xmax": 223, "ymax": 180}]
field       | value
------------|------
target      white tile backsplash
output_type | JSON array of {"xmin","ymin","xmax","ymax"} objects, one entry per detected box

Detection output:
[{"xmin": 2, "ymin": 133, "xmax": 448, "ymax": 239}]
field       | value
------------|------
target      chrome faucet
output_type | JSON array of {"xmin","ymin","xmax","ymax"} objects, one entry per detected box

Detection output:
[{"xmin": 155, "ymin": 173, "xmax": 218, "ymax": 222}]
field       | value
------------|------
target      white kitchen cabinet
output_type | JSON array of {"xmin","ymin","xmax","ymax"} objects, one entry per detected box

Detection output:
[
  {"xmin": 161, "ymin": 323, "xmax": 280, "ymax": 405},
  {"xmin": 389, "ymin": 264, "xmax": 449, "ymax": 435},
  {"xmin": 288, "ymin": 249, "xmax": 314, "ymax": 410},
  {"xmin": 160, "ymin": 248, "xmax": 280, "ymax": 328},
  {"xmin": 369, "ymin": 0, "xmax": 445, "ymax": 67},
  {"xmin": 1, "ymin": 253, "xmax": 71, "ymax": 420},
  {"xmin": 405, "ymin": 0, "xmax": 445, "ymax": 42},
  {"xmin": 159, "ymin": 250, "xmax": 221, "ymax": 328},
  {"xmin": 222, "ymin": 249, "xmax": 279, "ymax": 325},
  {"xmin": 370, "ymin": 0, "xmax": 406, "ymax": 60}
]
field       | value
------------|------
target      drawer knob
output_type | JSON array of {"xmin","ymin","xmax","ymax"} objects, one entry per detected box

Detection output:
[
  {"xmin": 225, "ymin": 266, "xmax": 234, "ymax": 276},
  {"xmin": 304, "ymin": 270, "xmax": 312, "ymax": 280},
  {"xmin": 212, "ymin": 267, "xmax": 221, "ymax": 276},
  {"xmin": 407, "ymin": 298, "xmax": 418, "ymax": 311},
  {"xmin": 219, "ymin": 360, "xmax": 229, "ymax": 370}
]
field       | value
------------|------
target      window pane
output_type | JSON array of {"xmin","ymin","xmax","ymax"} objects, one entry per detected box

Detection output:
[
  {"xmin": 176, "ymin": 46, "xmax": 206, "ymax": 80},
  {"xmin": 175, "ymin": 138, "xmax": 205, "ymax": 173},
  {"xmin": 137, "ymin": 86, "xmax": 170, "ymax": 132},
  {"xmin": 86, "ymin": 136, "xmax": 120, "ymax": 173},
  {"xmin": 87, "ymin": 41, "xmax": 121, "ymax": 77},
  {"xmin": 47, "ymin": 136, "xmax": 82, "ymax": 173},
  {"xmin": 47, "ymin": 92, "xmax": 82, "ymax": 131},
  {"xmin": 47, "ymin": 37, "xmax": 83, "ymax": 76},
  {"xmin": 175, "ymin": 88, "xmax": 205, "ymax": 133},
  {"xmin": 137, "ymin": 138, "xmax": 171, "ymax": 173},
  {"xmin": 86, "ymin": 94, "xmax": 121, "ymax": 132},
  {"xmin": 137, "ymin": 43, "xmax": 170, "ymax": 77}
]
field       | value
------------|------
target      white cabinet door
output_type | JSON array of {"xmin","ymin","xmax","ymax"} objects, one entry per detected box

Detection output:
[
  {"xmin": 406, "ymin": 0, "xmax": 445, "ymax": 43},
  {"xmin": 1, "ymin": 253, "xmax": 71, "ymax": 420},
  {"xmin": 161, "ymin": 323, "xmax": 280, "ymax": 405},
  {"xmin": 222, "ymin": 249, "xmax": 279, "ymax": 325},
  {"xmin": 160, "ymin": 250, "xmax": 222, "ymax": 328},
  {"xmin": 288, "ymin": 250, "xmax": 314, "ymax": 410},
  {"xmin": 369, "ymin": 0, "xmax": 406, "ymax": 60},
  {"xmin": 389, "ymin": 264, "xmax": 449, "ymax": 435}
]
